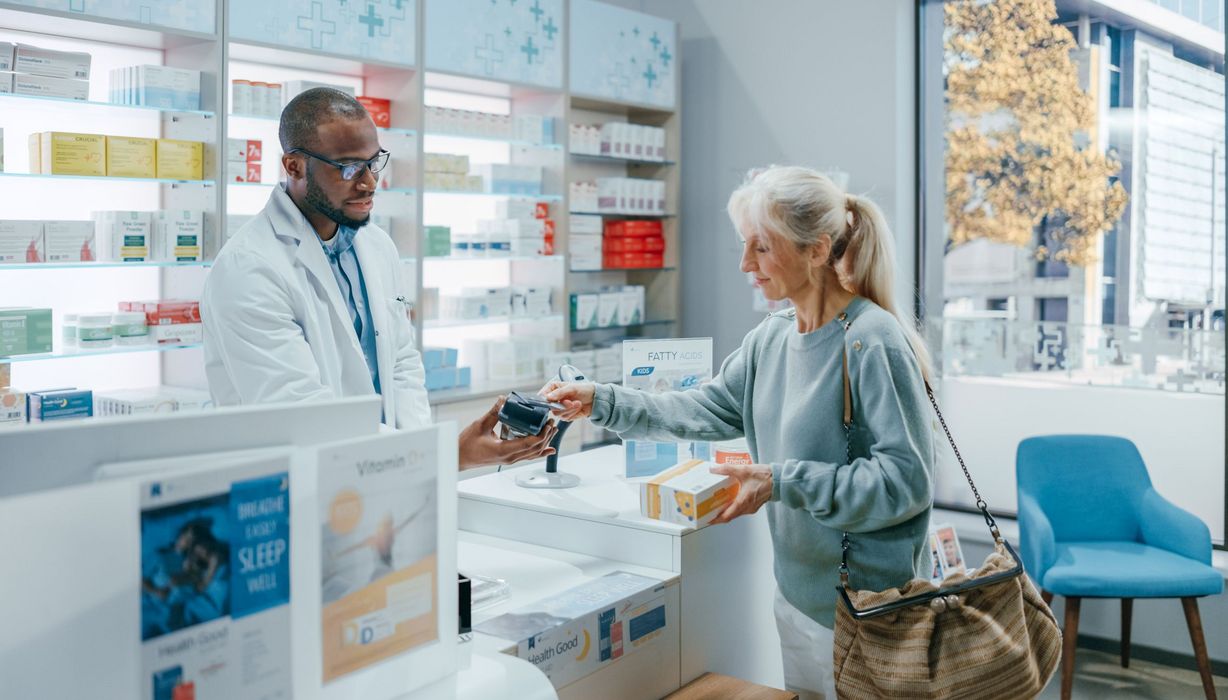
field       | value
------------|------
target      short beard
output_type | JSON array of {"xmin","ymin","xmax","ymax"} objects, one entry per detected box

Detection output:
[{"xmin": 304, "ymin": 161, "xmax": 370, "ymax": 230}]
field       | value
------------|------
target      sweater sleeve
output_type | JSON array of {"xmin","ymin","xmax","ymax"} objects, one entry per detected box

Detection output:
[
  {"xmin": 770, "ymin": 343, "xmax": 934, "ymax": 533},
  {"xmin": 588, "ymin": 331, "xmax": 753, "ymax": 443}
]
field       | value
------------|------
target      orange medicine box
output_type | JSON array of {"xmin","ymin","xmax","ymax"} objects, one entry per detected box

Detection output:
[{"xmin": 640, "ymin": 459, "xmax": 739, "ymax": 529}]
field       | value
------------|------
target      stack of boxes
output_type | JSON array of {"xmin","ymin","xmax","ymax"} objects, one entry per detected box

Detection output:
[
  {"xmin": 568, "ymin": 122, "xmax": 668, "ymax": 162},
  {"xmin": 119, "ymin": 299, "xmax": 202, "ymax": 345},
  {"xmin": 463, "ymin": 335, "xmax": 557, "ymax": 385},
  {"xmin": 569, "ymin": 214, "xmax": 603, "ymax": 271},
  {"xmin": 545, "ymin": 343, "xmax": 622, "ymax": 383},
  {"xmin": 0, "ymin": 42, "xmax": 91, "ymax": 101},
  {"xmin": 424, "ymin": 106, "xmax": 556, "ymax": 145},
  {"xmin": 423, "ymin": 346, "xmax": 473, "ymax": 392},
  {"xmin": 108, "ymin": 65, "xmax": 201, "ymax": 110},
  {"xmin": 227, "ymin": 138, "xmax": 262, "ymax": 183},
  {"xmin": 570, "ymin": 178, "xmax": 667, "ymax": 215},
  {"xmin": 89, "ymin": 210, "xmax": 203, "ymax": 263},
  {"xmin": 0, "ymin": 307, "xmax": 52, "ymax": 356},
  {"xmin": 27, "ymin": 131, "xmax": 203, "ymax": 180},
  {"xmin": 438, "ymin": 286, "xmax": 553, "ymax": 321},
  {"xmin": 569, "ymin": 286, "xmax": 645, "ymax": 330},
  {"xmin": 424, "ymin": 152, "xmax": 482, "ymax": 192},
  {"xmin": 94, "ymin": 386, "xmax": 214, "ymax": 416},
  {"xmin": 230, "ymin": 79, "xmax": 283, "ymax": 118},
  {"xmin": 603, "ymin": 220, "xmax": 665, "ymax": 269},
  {"xmin": 469, "ymin": 163, "xmax": 543, "ymax": 195}
]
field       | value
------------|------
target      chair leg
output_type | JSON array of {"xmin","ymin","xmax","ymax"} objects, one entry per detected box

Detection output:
[
  {"xmin": 1042, "ymin": 589, "xmax": 1054, "ymax": 606},
  {"xmin": 1121, "ymin": 598, "xmax": 1133, "ymax": 668},
  {"xmin": 1061, "ymin": 597, "xmax": 1081, "ymax": 700},
  {"xmin": 1181, "ymin": 597, "xmax": 1218, "ymax": 700}
]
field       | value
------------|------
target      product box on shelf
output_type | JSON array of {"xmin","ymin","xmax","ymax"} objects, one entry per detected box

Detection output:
[
  {"xmin": 603, "ymin": 252, "xmax": 664, "ymax": 269},
  {"xmin": 0, "ymin": 362, "xmax": 9, "ymax": 388},
  {"xmin": 640, "ymin": 460, "xmax": 738, "ymax": 529},
  {"xmin": 497, "ymin": 200, "xmax": 551, "ymax": 221},
  {"xmin": 0, "ymin": 307, "xmax": 53, "ymax": 356},
  {"xmin": 0, "ymin": 220, "xmax": 44, "ymax": 263},
  {"xmin": 105, "ymin": 136, "xmax": 156, "ymax": 178},
  {"xmin": 120, "ymin": 299, "xmax": 201, "ymax": 344},
  {"xmin": 43, "ymin": 220, "xmax": 95, "ymax": 262},
  {"xmin": 618, "ymin": 288, "xmax": 644, "ymax": 326},
  {"xmin": 282, "ymin": 80, "xmax": 352, "ymax": 107},
  {"xmin": 570, "ymin": 293, "xmax": 600, "ymax": 330},
  {"xmin": 0, "ymin": 388, "xmax": 23, "ymax": 428},
  {"xmin": 226, "ymin": 160, "xmax": 262, "ymax": 183},
  {"xmin": 0, "ymin": 74, "xmax": 10, "ymax": 94},
  {"xmin": 130, "ymin": 65, "xmax": 200, "ymax": 110},
  {"xmin": 12, "ymin": 73, "xmax": 88, "ymax": 100},
  {"xmin": 154, "ymin": 210, "xmax": 203, "ymax": 262},
  {"xmin": 570, "ymin": 214, "xmax": 603, "ymax": 235},
  {"xmin": 597, "ymin": 292, "xmax": 621, "ymax": 327},
  {"xmin": 27, "ymin": 388, "xmax": 93, "ymax": 422},
  {"xmin": 95, "ymin": 211, "xmax": 151, "ymax": 262},
  {"xmin": 155, "ymin": 139, "xmax": 203, "ymax": 180},
  {"xmin": 0, "ymin": 42, "xmax": 13, "ymax": 73},
  {"xmin": 422, "ymin": 346, "xmax": 459, "ymax": 371},
  {"xmin": 226, "ymin": 138, "xmax": 262, "ymax": 163},
  {"xmin": 94, "ymin": 387, "xmax": 178, "ymax": 416},
  {"xmin": 30, "ymin": 132, "xmax": 106, "ymax": 177},
  {"xmin": 357, "ymin": 96, "xmax": 391, "ymax": 128},
  {"xmin": 424, "ymin": 152, "xmax": 470, "ymax": 175},
  {"xmin": 424, "ymin": 226, "xmax": 451, "ymax": 257},
  {"xmin": 230, "ymin": 79, "xmax": 253, "ymax": 115},
  {"xmin": 14, "ymin": 44, "xmax": 90, "ymax": 80},
  {"xmin": 570, "ymin": 234, "xmax": 602, "ymax": 271},
  {"xmin": 604, "ymin": 220, "xmax": 663, "ymax": 238}
]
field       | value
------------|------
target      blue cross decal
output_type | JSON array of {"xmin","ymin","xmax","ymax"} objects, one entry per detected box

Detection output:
[
  {"xmin": 632, "ymin": 26, "xmax": 640, "ymax": 36},
  {"xmin": 358, "ymin": 4, "xmax": 383, "ymax": 37},
  {"xmin": 521, "ymin": 36, "xmax": 540, "ymax": 63},
  {"xmin": 530, "ymin": 0, "xmax": 544, "ymax": 24},
  {"xmin": 659, "ymin": 47, "xmax": 672, "ymax": 68},
  {"xmin": 643, "ymin": 63, "xmax": 657, "ymax": 88},
  {"xmin": 297, "ymin": 2, "xmax": 337, "ymax": 50},
  {"xmin": 543, "ymin": 16, "xmax": 558, "ymax": 41},
  {"xmin": 475, "ymin": 33, "xmax": 505, "ymax": 74},
  {"xmin": 650, "ymin": 31, "xmax": 661, "ymax": 50},
  {"xmin": 505, "ymin": 26, "xmax": 513, "ymax": 37}
]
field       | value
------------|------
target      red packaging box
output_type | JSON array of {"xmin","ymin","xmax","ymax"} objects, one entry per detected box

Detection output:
[
  {"xmin": 535, "ymin": 202, "xmax": 550, "ymax": 219},
  {"xmin": 140, "ymin": 300, "xmax": 201, "ymax": 326},
  {"xmin": 543, "ymin": 219, "xmax": 555, "ymax": 255},
  {"xmin": 602, "ymin": 252, "xmax": 664, "ymax": 269},
  {"xmin": 643, "ymin": 236, "xmax": 665, "ymax": 253},
  {"xmin": 357, "ymin": 96, "xmax": 392, "ymax": 128},
  {"xmin": 604, "ymin": 237, "xmax": 647, "ymax": 253},
  {"xmin": 603, "ymin": 220, "xmax": 663, "ymax": 237}
]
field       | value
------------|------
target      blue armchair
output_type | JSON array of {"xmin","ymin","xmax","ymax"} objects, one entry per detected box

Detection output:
[{"xmin": 1017, "ymin": 435, "xmax": 1222, "ymax": 700}]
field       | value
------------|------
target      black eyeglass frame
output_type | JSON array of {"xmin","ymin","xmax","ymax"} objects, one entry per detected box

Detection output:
[{"xmin": 288, "ymin": 147, "xmax": 390, "ymax": 181}]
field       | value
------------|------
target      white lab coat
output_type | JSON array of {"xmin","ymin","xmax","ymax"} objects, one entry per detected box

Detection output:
[{"xmin": 202, "ymin": 186, "xmax": 431, "ymax": 429}]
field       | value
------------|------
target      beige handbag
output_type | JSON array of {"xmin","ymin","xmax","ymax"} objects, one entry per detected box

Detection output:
[{"xmin": 831, "ymin": 317, "xmax": 1062, "ymax": 699}]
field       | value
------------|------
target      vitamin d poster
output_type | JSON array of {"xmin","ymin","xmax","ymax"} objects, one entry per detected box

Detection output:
[
  {"xmin": 139, "ymin": 458, "xmax": 291, "ymax": 700},
  {"xmin": 318, "ymin": 432, "xmax": 439, "ymax": 683},
  {"xmin": 622, "ymin": 337, "xmax": 713, "ymax": 477}
]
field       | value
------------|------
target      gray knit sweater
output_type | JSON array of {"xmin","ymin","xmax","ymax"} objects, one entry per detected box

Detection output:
[{"xmin": 590, "ymin": 297, "xmax": 935, "ymax": 627}]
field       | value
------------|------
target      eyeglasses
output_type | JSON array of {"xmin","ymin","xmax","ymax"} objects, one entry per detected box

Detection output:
[{"xmin": 289, "ymin": 147, "xmax": 390, "ymax": 181}]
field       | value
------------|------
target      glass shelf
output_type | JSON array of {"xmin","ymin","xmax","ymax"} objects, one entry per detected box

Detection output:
[
  {"xmin": 424, "ymin": 314, "xmax": 563, "ymax": 330},
  {"xmin": 0, "ymin": 92, "xmax": 215, "ymax": 117},
  {"xmin": 424, "ymin": 190, "xmax": 563, "ymax": 202},
  {"xmin": 228, "ymin": 181, "xmax": 417, "ymax": 195},
  {"xmin": 422, "ymin": 131, "xmax": 562, "ymax": 150},
  {"xmin": 571, "ymin": 319, "xmax": 677, "ymax": 332},
  {"xmin": 3, "ymin": 342, "xmax": 202, "ymax": 363},
  {"xmin": 570, "ymin": 267, "xmax": 676, "ymax": 273},
  {"xmin": 424, "ymin": 255, "xmax": 564, "ymax": 263},
  {"xmin": 228, "ymin": 113, "xmax": 417, "ymax": 137},
  {"xmin": 0, "ymin": 172, "xmax": 214, "ymax": 186},
  {"xmin": 568, "ymin": 211, "xmax": 675, "ymax": 218},
  {"xmin": 0, "ymin": 260, "xmax": 211, "ymax": 270},
  {"xmin": 568, "ymin": 152, "xmax": 675, "ymax": 166}
]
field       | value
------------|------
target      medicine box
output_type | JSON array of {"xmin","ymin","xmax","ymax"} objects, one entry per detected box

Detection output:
[
  {"xmin": 15, "ymin": 44, "xmax": 90, "ymax": 80},
  {"xmin": 31, "ymin": 132, "xmax": 106, "ymax": 177},
  {"xmin": 0, "ymin": 220, "xmax": 44, "ymax": 263},
  {"xmin": 0, "ymin": 73, "xmax": 10, "ymax": 94},
  {"xmin": 357, "ymin": 96, "xmax": 391, "ymax": 128},
  {"xmin": 106, "ymin": 136, "xmax": 156, "ymax": 178},
  {"xmin": 154, "ymin": 210, "xmax": 203, "ymax": 262},
  {"xmin": 424, "ymin": 225, "xmax": 451, "ymax": 257},
  {"xmin": 425, "ymin": 367, "xmax": 457, "ymax": 391},
  {"xmin": 597, "ymin": 292, "xmax": 621, "ymax": 327},
  {"xmin": 43, "ymin": 220, "xmax": 96, "ymax": 262},
  {"xmin": 640, "ymin": 460, "xmax": 738, "ymax": 529},
  {"xmin": 282, "ymin": 80, "xmax": 353, "ymax": 106},
  {"xmin": 226, "ymin": 138, "xmax": 262, "ymax": 163},
  {"xmin": 0, "ymin": 388, "xmax": 25, "ymax": 427},
  {"xmin": 0, "ymin": 307, "xmax": 53, "ymax": 356},
  {"xmin": 227, "ymin": 160, "xmax": 261, "ymax": 183},
  {"xmin": 12, "ymin": 73, "xmax": 88, "ymax": 100},
  {"xmin": 0, "ymin": 42, "xmax": 13, "ymax": 72},
  {"xmin": 131, "ymin": 65, "xmax": 200, "ymax": 111},
  {"xmin": 570, "ymin": 293, "xmax": 600, "ymax": 330},
  {"xmin": 28, "ymin": 388, "xmax": 93, "ymax": 422},
  {"xmin": 95, "ymin": 211, "xmax": 151, "ymax": 262},
  {"xmin": 94, "ymin": 388, "xmax": 178, "ymax": 416},
  {"xmin": 423, "ymin": 346, "xmax": 459, "ymax": 371},
  {"xmin": 155, "ymin": 139, "xmax": 203, "ymax": 181}
]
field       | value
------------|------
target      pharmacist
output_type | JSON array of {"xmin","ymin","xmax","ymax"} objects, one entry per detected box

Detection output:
[{"xmin": 202, "ymin": 87, "xmax": 556, "ymax": 469}]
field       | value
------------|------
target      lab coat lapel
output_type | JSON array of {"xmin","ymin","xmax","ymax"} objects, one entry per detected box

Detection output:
[{"xmin": 265, "ymin": 188, "xmax": 354, "ymax": 342}]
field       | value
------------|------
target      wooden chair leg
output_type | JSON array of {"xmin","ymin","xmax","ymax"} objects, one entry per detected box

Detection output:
[
  {"xmin": 1181, "ymin": 597, "xmax": 1218, "ymax": 700},
  {"xmin": 1121, "ymin": 598, "xmax": 1133, "ymax": 668},
  {"xmin": 1061, "ymin": 597, "xmax": 1081, "ymax": 700},
  {"xmin": 1042, "ymin": 590, "xmax": 1054, "ymax": 606}
]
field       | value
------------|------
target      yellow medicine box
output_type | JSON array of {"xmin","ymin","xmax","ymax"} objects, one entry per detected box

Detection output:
[
  {"xmin": 106, "ymin": 136, "xmax": 156, "ymax": 178},
  {"xmin": 29, "ymin": 131, "xmax": 106, "ymax": 177},
  {"xmin": 155, "ymin": 138, "xmax": 203, "ymax": 181},
  {"xmin": 640, "ymin": 459, "xmax": 739, "ymax": 529}
]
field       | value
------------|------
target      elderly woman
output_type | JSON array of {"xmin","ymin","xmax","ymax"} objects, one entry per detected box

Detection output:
[{"xmin": 546, "ymin": 165, "xmax": 935, "ymax": 699}]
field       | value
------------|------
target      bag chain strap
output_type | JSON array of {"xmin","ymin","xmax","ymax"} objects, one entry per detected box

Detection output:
[{"xmin": 836, "ymin": 312, "xmax": 1002, "ymax": 587}]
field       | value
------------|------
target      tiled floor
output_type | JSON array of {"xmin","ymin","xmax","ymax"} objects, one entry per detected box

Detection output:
[{"xmin": 1036, "ymin": 649, "xmax": 1228, "ymax": 699}]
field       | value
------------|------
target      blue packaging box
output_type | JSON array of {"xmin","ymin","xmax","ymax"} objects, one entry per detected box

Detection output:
[
  {"xmin": 456, "ymin": 366, "xmax": 472, "ymax": 388},
  {"xmin": 423, "ymin": 346, "xmax": 458, "ymax": 371},
  {"xmin": 28, "ymin": 388, "xmax": 93, "ymax": 422},
  {"xmin": 425, "ymin": 367, "xmax": 457, "ymax": 391}
]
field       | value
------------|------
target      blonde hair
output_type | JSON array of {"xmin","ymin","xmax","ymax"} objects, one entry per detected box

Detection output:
[{"xmin": 727, "ymin": 165, "xmax": 932, "ymax": 381}]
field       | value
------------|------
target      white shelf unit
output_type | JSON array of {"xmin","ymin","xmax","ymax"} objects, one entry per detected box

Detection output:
[{"xmin": 0, "ymin": 0, "xmax": 682, "ymax": 430}]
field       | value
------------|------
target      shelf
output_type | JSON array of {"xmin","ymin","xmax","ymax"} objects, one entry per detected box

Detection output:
[
  {"xmin": 227, "ymin": 113, "xmax": 416, "ymax": 137},
  {"xmin": 570, "ymin": 267, "xmax": 676, "ymax": 273},
  {"xmin": 428, "ymin": 377, "xmax": 548, "ymax": 406},
  {"xmin": 424, "ymin": 255, "xmax": 564, "ymax": 264},
  {"xmin": 3, "ymin": 342, "xmax": 202, "ymax": 363},
  {"xmin": 0, "ymin": 4, "xmax": 217, "ymax": 50},
  {"xmin": 423, "ymin": 131, "xmax": 562, "ymax": 150},
  {"xmin": 568, "ymin": 211, "xmax": 675, "ymax": 219},
  {"xmin": 0, "ymin": 93, "xmax": 214, "ymax": 117},
  {"xmin": 570, "ymin": 92, "xmax": 677, "ymax": 116},
  {"xmin": 228, "ymin": 182, "xmax": 417, "ymax": 195},
  {"xmin": 568, "ymin": 152, "xmax": 675, "ymax": 166},
  {"xmin": 0, "ymin": 173, "xmax": 214, "ymax": 186},
  {"xmin": 424, "ymin": 190, "xmax": 562, "ymax": 202},
  {"xmin": 424, "ymin": 314, "xmax": 563, "ymax": 330},
  {"xmin": 571, "ymin": 319, "xmax": 677, "ymax": 332},
  {"xmin": 0, "ymin": 260, "xmax": 211, "ymax": 271},
  {"xmin": 228, "ymin": 39, "xmax": 415, "ymax": 78}
]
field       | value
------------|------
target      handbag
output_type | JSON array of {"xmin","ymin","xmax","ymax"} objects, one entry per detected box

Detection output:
[{"xmin": 831, "ymin": 313, "xmax": 1062, "ymax": 699}]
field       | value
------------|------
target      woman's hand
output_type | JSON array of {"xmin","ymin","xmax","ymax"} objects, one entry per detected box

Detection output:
[
  {"xmin": 541, "ymin": 381, "xmax": 597, "ymax": 421},
  {"xmin": 709, "ymin": 463, "xmax": 773, "ymax": 524}
]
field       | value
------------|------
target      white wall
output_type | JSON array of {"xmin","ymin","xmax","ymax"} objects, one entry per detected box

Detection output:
[{"xmin": 601, "ymin": 0, "xmax": 918, "ymax": 358}]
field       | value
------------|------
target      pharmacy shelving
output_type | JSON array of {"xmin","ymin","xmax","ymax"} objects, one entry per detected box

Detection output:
[
  {"xmin": 0, "ymin": 260, "xmax": 212, "ymax": 270},
  {"xmin": 423, "ymin": 313, "xmax": 563, "ymax": 330},
  {"xmin": 570, "ymin": 266, "xmax": 676, "ymax": 273},
  {"xmin": 568, "ymin": 211, "xmax": 676, "ymax": 218},
  {"xmin": 3, "ymin": 342, "xmax": 203, "ymax": 363},
  {"xmin": 567, "ymin": 153, "xmax": 675, "ymax": 167},
  {"xmin": 0, "ymin": 172, "xmax": 216, "ymax": 186},
  {"xmin": 0, "ymin": 92, "xmax": 216, "ymax": 117},
  {"xmin": 423, "ymin": 131, "xmax": 564, "ymax": 150}
]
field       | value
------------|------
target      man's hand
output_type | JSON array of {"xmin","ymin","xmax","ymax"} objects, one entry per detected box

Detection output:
[
  {"xmin": 708, "ymin": 463, "xmax": 773, "ymax": 525},
  {"xmin": 458, "ymin": 396, "xmax": 559, "ymax": 470}
]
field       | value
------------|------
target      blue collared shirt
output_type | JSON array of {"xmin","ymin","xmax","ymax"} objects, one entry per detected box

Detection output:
[{"xmin": 319, "ymin": 225, "xmax": 380, "ymax": 395}]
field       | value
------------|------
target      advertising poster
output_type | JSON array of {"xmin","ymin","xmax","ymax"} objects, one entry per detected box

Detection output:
[
  {"xmin": 318, "ymin": 433, "xmax": 439, "ymax": 683},
  {"xmin": 139, "ymin": 458, "xmax": 291, "ymax": 700},
  {"xmin": 622, "ymin": 338, "xmax": 714, "ymax": 477},
  {"xmin": 474, "ymin": 572, "xmax": 670, "ymax": 689}
]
